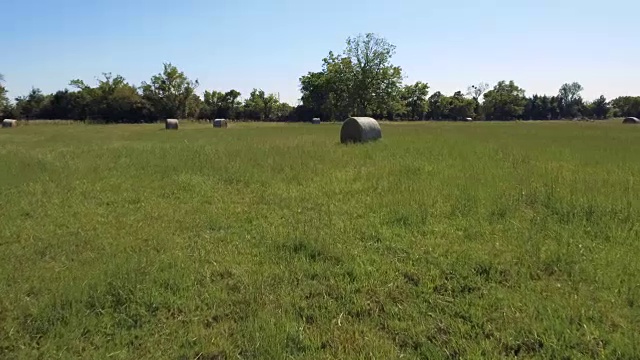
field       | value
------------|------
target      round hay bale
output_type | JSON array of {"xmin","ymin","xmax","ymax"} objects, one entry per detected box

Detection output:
[
  {"xmin": 622, "ymin": 117, "xmax": 640, "ymax": 124},
  {"xmin": 2, "ymin": 119, "xmax": 17, "ymax": 128},
  {"xmin": 340, "ymin": 117, "xmax": 381, "ymax": 144},
  {"xmin": 213, "ymin": 119, "xmax": 228, "ymax": 128},
  {"xmin": 312, "ymin": 118, "xmax": 321, "ymax": 124},
  {"xmin": 165, "ymin": 119, "xmax": 179, "ymax": 130}
]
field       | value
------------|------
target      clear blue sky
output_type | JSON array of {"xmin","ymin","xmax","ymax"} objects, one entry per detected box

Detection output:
[{"xmin": 1, "ymin": 0, "xmax": 638, "ymax": 104}]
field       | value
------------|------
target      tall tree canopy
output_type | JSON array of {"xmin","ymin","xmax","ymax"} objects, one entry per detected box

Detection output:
[
  {"xmin": 299, "ymin": 33, "xmax": 403, "ymax": 121},
  {"xmin": 589, "ymin": 95, "xmax": 610, "ymax": 119},
  {"xmin": 141, "ymin": 63, "xmax": 199, "ymax": 119},
  {"xmin": 244, "ymin": 89, "xmax": 280, "ymax": 121},
  {"xmin": 70, "ymin": 73, "xmax": 146, "ymax": 122},
  {"xmin": 0, "ymin": 73, "xmax": 10, "ymax": 117},
  {"xmin": 611, "ymin": 96, "xmax": 640, "ymax": 118},
  {"xmin": 482, "ymin": 81, "xmax": 527, "ymax": 120},
  {"xmin": 558, "ymin": 82, "xmax": 584, "ymax": 118},
  {"xmin": 400, "ymin": 81, "xmax": 430, "ymax": 120},
  {"xmin": 14, "ymin": 88, "xmax": 48, "ymax": 119},
  {"xmin": 448, "ymin": 91, "xmax": 476, "ymax": 120}
]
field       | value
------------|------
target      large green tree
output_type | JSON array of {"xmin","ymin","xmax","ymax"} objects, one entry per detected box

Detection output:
[
  {"xmin": 221, "ymin": 90, "xmax": 242, "ymax": 120},
  {"xmin": 244, "ymin": 89, "xmax": 280, "ymax": 121},
  {"xmin": 47, "ymin": 89, "xmax": 88, "ymax": 120},
  {"xmin": 524, "ymin": 94, "xmax": 563, "ymax": 120},
  {"xmin": 141, "ymin": 63, "xmax": 198, "ymax": 119},
  {"xmin": 299, "ymin": 33, "xmax": 403, "ymax": 120},
  {"xmin": 14, "ymin": 88, "xmax": 49, "ymax": 119},
  {"xmin": 611, "ymin": 96, "xmax": 640, "ymax": 118},
  {"xmin": 346, "ymin": 33, "xmax": 403, "ymax": 116},
  {"xmin": 70, "ymin": 73, "xmax": 146, "ymax": 123},
  {"xmin": 482, "ymin": 81, "xmax": 526, "ymax": 120},
  {"xmin": 0, "ymin": 73, "xmax": 11, "ymax": 117},
  {"xmin": 448, "ymin": 91, "xmax": 476, "ymax": 120},
  {"xmin": 590, "ymin": 95, "xmax": 610, "ymax": 119},
  {"xmin": 273, "ymin": 101, "xmax": 294, "ymax": 122},
  {"xmin": 300, "ymin": 71, "xmax": 330, "ymax": 119},
  {"xmin": 579, "ymin": 97, "xmax": 609, "ymax": 120},
  {"xmin": 202, "ymin": 90, "xmax": 224, "ymax": 119},
  {"xmin": 300, "ymin": 52, "xmax": 355, "ymax": 121},
  {"xmin": 524, "ymin": 95, "xmax": 553, "ymax": 120},
  {"xmin": 202, "ymin": 89, "xmax": 243, "ymax": 119},
  {"xmin": 427, "ymin": 91, "xmax": 449, "ymax": 120},
  {"xmin": 186, "ymin": 93, "xmax": 203, "ymax": 119},
  {"xmin": 425, "ymin": 91, "xmax": 475, "ymax": 120},
  {"xmin": 400, "ymin": 81, "xmax": 429, "ymax": 120},
  {"xmin": 558, "ymin": 82, "xmax": 584, "ymax": 118}
]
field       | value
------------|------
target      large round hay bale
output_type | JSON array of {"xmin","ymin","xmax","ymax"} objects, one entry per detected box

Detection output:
[
  {"xmin": 340, "ymin": 117, "xmax": 381, "ymax": 144},
  {"xmin": 165, "ymin": 119, "xmax": 179, "ymax": 130},
  {"xmin": 213, "ymin": 119, "xmax": 228, "ymax": 128},
  {"xmin": 622, "ymin": 117, "xmax": 640, "ymax": 124},
  {"xmin": 312, "ymin": 117, "xmax": 321, "ymax": 124},
  {"xmin": 2, "ymin": 119, "xmax": 17, "ymax": 128}
]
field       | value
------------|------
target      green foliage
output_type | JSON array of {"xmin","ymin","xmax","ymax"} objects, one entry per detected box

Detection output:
[
  {"xmin": 14, "ymin": 87, "xmax": 48, "ymax": 119},
  {"xmin": 300, "ymin": 70, "xmax": 331, "ymax": 119},
  {"xmin": 424, "ymin": 91, "xmax": 475, "ymax": 120},
  {"xmin": 448, "ymin": 91, "xmax": 476, "ymax": 120},
  {"xmin": 346, "ymin": 33, "xmax": 403, "ymax": 116},
  {"xmin": 300, "ymin": 33, "xmax": 403, "ymax": 121},
  {"xmin": 200, "ymin": 89, "xmax": 245, "ymax": 121},
  {"xmin": 523, "ymin": 95, "xmax": 561, "ymax": 120},
  {"xmin": 186, "ymin": 93, "xmax": 203, "ymax": 119},
  {"xmin": 140, "ymin": 63, "xmax": 199, "ymax": 119},
  {"xmin": 483, "ymin": 81, "xmax": 527, "ymax": 120},
  {"xmin": 46, "ymin": 89, "xmax": 90, "ymax": 120},
  {"xmin": 611, "ymin": 96, "xmax": 640, "ymax": 118},
  {"xmin": 0, "ymin": 73, "xmax": 10, "ymax": 117},
  {"xmin": 0, "ymin": 36, "xmax": 631, "ymax": 122},
  {"xmin": 300, "ymin": 51, "xmax": 357, "ymax": 121},
  {"xmin": 400, "ymin": 81, "xmax": 429, "ymax": 120},
  {"xmin": 557, "ymin": 82, "xmax": 585, "ymax": 118},
  {"xmin": 427, "ymin": 91, "xmax": 449, "ymax": 120},
  {"xmin": 221, "ymin": 90, "xmax": 242, "ymax": 120},
  {"xmin": 70, "ymin": 73, "xmax": 147, "ymax": 123},
  {"xmin": 201, "ymin": 90, "xmax": 225, "ymax": 119},
  {"xmin": 1, "ymin": 122, "xmax": 639, "ymax": 358},
  {"xmin": 273, "ymin": 101, "xmax": 294, "ymax": 121},
  {"xmin": 0, "ymin": 39, "xmax": 632, "ymax": 122},
  {"xmin": 243, "ymin": 89, "xmax": 281, "ymax": 121},
  {"xmin": 588, "ymin": 95, "xmax": 611, "ymax": 119}
]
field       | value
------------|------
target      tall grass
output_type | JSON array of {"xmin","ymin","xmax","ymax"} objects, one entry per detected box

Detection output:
[{"xmin": 0, "ymin": 121, "xmax": 639, "ymax": 359}]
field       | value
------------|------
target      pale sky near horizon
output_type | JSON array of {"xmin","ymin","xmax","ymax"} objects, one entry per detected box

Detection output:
[{"xmin": 1, "ymin": 0, "xmax": 638, "ymax": 104}]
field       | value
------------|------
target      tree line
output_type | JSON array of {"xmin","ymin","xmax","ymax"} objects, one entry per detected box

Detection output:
[
  {"xmin": 1, "ymin": 34, "xmax": 639, "ymax": 123},
  {"xmin": 0, "ymin": 64, "xmax": 294, "ymax": 123}
]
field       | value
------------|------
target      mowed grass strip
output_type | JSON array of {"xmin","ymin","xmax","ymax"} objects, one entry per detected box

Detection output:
[{"xmin": 0, "ymin": 121, "xmax": 639, "ymax": 359}]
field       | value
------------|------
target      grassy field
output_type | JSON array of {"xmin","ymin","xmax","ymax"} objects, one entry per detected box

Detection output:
[{"xmin": 0, "ymin": 121, "xmax": 639, "ymax": 359}]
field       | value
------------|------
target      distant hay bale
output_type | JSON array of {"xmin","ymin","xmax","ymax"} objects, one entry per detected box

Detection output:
[
  {"xmin": 623, "ymin": 117, "xmax": 640, "ymax": 124},
  {"xmin": 340, "ymin": 117, "xmax": 382, "ymax": 144},
  {"xmin": 2, "ymin": 119, "xmax": 17, "ymax": 128},
  {"xmin": 165, "ymin": 119, "xmax": 179, "ymax": 130},
  {"xmin": 312, "ymin": 118, "xmax": 321, "ymax": 124},
  {"xmin": 213, "ymin": 119, "xmax": 228, "ymax": 128}
]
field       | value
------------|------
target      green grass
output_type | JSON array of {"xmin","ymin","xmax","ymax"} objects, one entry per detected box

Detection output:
[{"xmin": 1, "ymin": 121, "xmax": 639, "ymax": 359}]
